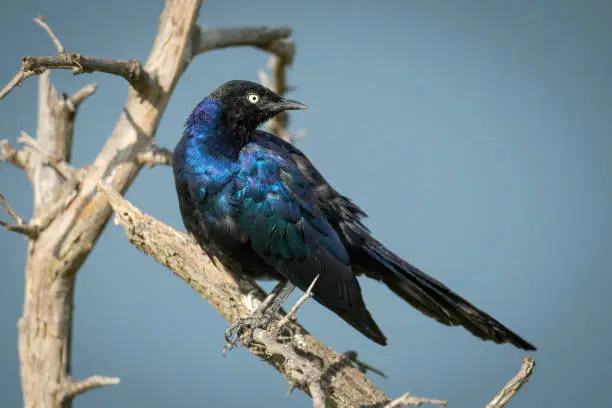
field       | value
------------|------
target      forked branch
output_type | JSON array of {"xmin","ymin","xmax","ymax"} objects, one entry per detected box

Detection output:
[
  {"xmin": 0, "ymin": 16, "xmax": 150, "ymax": 100},
  {"xmin": 0, "ymin": 193, "xmax": 38, "ymax": 237}
]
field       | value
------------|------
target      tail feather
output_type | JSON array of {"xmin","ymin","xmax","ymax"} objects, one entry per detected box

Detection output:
[{"xmin": 359, "ymin": 239, "xmax": 536, "ymax": 351}]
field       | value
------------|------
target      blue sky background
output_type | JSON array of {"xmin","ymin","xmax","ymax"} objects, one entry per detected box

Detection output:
[{"xmin": 1, "ymin": 1, "xmax": 611, "ymax": 407}]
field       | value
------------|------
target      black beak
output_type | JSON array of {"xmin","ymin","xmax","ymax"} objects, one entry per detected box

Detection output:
[{"xmin": 271, "ymin": 98, "xmax": 308, "ymax": 113}]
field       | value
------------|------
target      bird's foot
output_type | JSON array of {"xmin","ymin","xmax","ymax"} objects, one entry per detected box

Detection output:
[{"xmin": 223, "ymin": 312, "xmax": 272, "ymax": 354}]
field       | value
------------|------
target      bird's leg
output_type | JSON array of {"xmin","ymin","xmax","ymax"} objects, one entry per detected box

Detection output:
[{"xmin": 224, "ymin": 279, "xmax": 295, "ymax": 352}]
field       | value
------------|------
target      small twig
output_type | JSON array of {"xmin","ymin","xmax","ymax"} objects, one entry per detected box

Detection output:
[
  {"xmin": 276, "ymin": 275, "xmax": 319, "ymax": 329},
  {"xmin": 0, "ymin": 193, "xmax": 26, "ymax": 225},
  {"xmin": 60, "ymin": 375, "xmax": 120, "ymax": 401},
  {"xmin": 34, "ymin": 16, "xmax": 65, "ymax": 53},
  {"xmin": 0, "ymin": 193, "xmax": 38, "ymax": 238},
  {"xmin": 485, "ymin": 356, "xmax": 535, "ymax": 408},
  {"xmin": 70, "ymin": 83, "xmax": 98, "ymax": 106},
  {"xmin": 18, "ymin": 131, "xmax": 76, "ymax": 181},
  {"xmin": 0, "ymin": 70, "xmax": 40, "ymax": 100},
  {"xmin": 0, "ymin": 139, "xmax": 29, "ymax": 169},
  {"xmin": 0, "ymin": 221, "xmax": 38, "ymax": 237},
  {"xmin": 384, "ymin": 392, "xmax": 448, "ymax": 408},
  {"xmin": 136, "ymin": 145, "xmax": 173, "ymax": 168}
]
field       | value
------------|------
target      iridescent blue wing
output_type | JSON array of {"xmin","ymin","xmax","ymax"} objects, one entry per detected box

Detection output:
[{"xmin": 233, "ymin": 143, "xmax": 385, "ymax": 343}]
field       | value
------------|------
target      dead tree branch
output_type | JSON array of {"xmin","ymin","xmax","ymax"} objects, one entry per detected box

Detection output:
[
  {"xmin": 96, "ymin": 181, "xmax": 453, "ymax": 408},
  {"xmin": 0, "ymin": 70, "xmax": 40, "ymax": 101},
  {"xmin": 0, "ymin": 139, "xmax": 29, "ymax": 170},
  {"xmin": 18, "ymin": 54, "xmax": 149, "ymax": 95},
  {"xmin": 59, "ymin": 375, "xmax": 121, "ymax": 402},
  {"xmin": 194, "ymin": 26, "xmax": 294, "ymax": 63},
  {"xmin": 0, "ymin": 16, "xmax": 149, "ymax": 99},
  {"xmin": 34, "ymin": 16, "xmax": 65, "ymax": 53},
  {"xmin": 485, "ymin": 356, "xmax": 535, "ymax": 408},
  {"xmin": 70, "ymin": 83, "xmax": 98, "ymax": 106}
]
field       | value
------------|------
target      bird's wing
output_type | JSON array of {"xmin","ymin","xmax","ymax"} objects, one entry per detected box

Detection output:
[
  {"xmin": 250, "ymin": 132, "xmax": 535, "ymax": 350},
  {"xmin": 235, "ymin": 142, "xmax": 351, "ymax": 299},
  {"xmin": 252, "ymin": 131, "xmax": 370, "ymax": 232},
  {"xmin": 234, "ymin": 141, "xmax": 386, "ymax": 344}
]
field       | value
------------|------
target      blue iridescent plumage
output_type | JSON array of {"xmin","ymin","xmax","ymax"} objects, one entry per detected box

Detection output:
[{"xmin": 172, "ymin": 80, "xmax": 536, "ymax": 350}]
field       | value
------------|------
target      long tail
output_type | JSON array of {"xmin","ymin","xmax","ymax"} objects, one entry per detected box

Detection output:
[{"xmin": 355, "ymin": 238, "xmax": 536, "ymax": 351}]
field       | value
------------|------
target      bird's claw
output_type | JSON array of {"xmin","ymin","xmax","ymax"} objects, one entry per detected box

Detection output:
[{"xmin": 223, "ymin": 314, "xmax": 271, "ymax": 354}]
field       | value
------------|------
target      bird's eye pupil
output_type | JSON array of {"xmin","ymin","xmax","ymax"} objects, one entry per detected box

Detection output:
[{"xmin": 247, "ymin": 94, "xmax": 259, "ymax": 104}]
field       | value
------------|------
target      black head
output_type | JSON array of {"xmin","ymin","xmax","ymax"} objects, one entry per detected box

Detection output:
[{"xmin": 209, "ymin": 80, "xmax": 307, "ymax": 136}]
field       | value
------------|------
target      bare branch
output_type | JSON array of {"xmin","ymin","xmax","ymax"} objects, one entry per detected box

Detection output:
[
  {"xmin": 0, "ymin": 70, "xmax": 40, "ymax": 100},
  {"xmin": 70, "ymin": 83, "xmax": 98, "ymax": 106},
  {"xmin": 0, "ymin": 193, "xmax": 38, "ymax": 238},
  {"xmin": 60, "ymin": 375, "xmax": 120, "ymax": 401},
  {"xmin": 96, "ymin": 181, "xmax": 452, "ymax": 407},
  {"xmin": 1, "ymin": 16, "xmax": 147, "ymax": 100},
  {"xmin": 485, "ymin": 356, "xmax": 535, "ymax": 408},
  {"xmin": 137, "ymin": 145, "xmax": 173, "ymax": 168},
  {"xmin": 34, "ymin": 16, "xmax": 65, "ymax": 53},
  {"xmin": 0, "ymin": 221, "xmax": 37, "ymax": 237},
  {"xmin": 194, "ymin": 26, "xmax": 294, "ymax": 63},
  {"xmin": 19, "ymin": 54, "xmax": 150, "ymax": 93},
  {"xmin": 276, "ymin": 275, "xmax": 319, "ymax": 329},
  {"xmin": 0, "ymin": 139, "xmax": 29, "ymax": 170},
  {"xmin": 384, "ymin": 393, "xmax": 448, "ymax": 408},
  {"xmin": 0, "ymin": 193, "xmax": 26, "ymax": 225},
  {"xmin": 18, "ymin": 131, "xmax": 77, "ymax": 181}
]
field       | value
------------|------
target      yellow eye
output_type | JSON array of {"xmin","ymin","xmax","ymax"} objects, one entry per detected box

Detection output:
[{"xmin": 247, "ymin": 94, "xmax": 260, "ymax": 104}]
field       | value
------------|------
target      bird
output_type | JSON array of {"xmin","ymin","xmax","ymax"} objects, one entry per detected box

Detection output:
[{"xmin": 172, "ymin": 80, "xmax": 536, "ymax": 351}]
